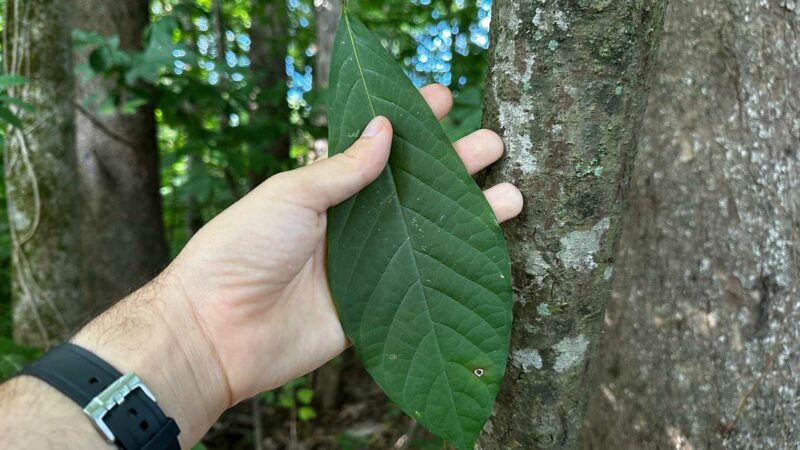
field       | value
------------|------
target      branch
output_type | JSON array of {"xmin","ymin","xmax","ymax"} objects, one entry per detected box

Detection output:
[{"xmin": 74, "ymin": 102, "xmax": 137, "ymax": 150}]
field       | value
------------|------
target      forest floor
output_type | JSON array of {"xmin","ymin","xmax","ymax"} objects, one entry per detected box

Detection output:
[{"xmin": 202, "ymin": 350, "xmax": 443, "ymax": 450}]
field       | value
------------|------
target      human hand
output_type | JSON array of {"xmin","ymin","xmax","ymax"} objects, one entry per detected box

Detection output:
[
  {"xmin": 69, "ymin": 84, "xmax": 523, "ymax": 447},
  {"xmin": 173, "ymin": 84, "xmax": 524, "ymax": 405}
]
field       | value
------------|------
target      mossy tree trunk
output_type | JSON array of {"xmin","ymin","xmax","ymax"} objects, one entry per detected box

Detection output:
[
  {"xmin": 72, "ymin": 0, "xmax": 169, "ymax": 316},
  {"xmin": 583, "ymin": 1, "xmax": 800, "ymax": 448},
  {"xmin": 477, "ymin": 1, "xmax": 667, "ymax": 448},
  {"xmin": 3, "ymin": 0, "xmax": 82, "ymax": 347}
]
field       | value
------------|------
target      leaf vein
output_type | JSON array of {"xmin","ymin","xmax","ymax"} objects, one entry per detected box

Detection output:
[
  {"xmin": 343, "ymin": 13, "xmax": 376, "ymax": 118},
  {"xmin": 400, "ymin": 204, "xmax": 503, "ymax": 275}
]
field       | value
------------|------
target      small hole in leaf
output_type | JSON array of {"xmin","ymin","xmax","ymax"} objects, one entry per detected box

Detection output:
[
  {"xmin": 473, "ymin": 368, "xmax": 484, "ymax": 377},
  {"xmin": 88, "ymin": 377, "xmax": 99, "ymax": 384},
  {"xmin": 140, "ymin": 420, "xmax": 149, "ymax": 431},
  {"xmin": 129, "ymin": 408, "xmax": 138, "ymax": 417}
]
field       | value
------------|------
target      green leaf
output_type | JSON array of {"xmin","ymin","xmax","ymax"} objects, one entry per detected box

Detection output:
[
  {"xmin": 0, "ymin": 337, "xmax": 40, "ymax": 382},
  {"xmin": 0, "ymin": 107, "xmax": 23, "ymax": 128},
  {"xmin": 278, "ymin": 389, "xmax": 295, "ymax": 409},
  {"xmin": 326, "ymin": 11, "xmax": 512, "ymax": 450},
  {"xmin": 298, "ymin": 406, "xmax": 317, "ymax": 422},
  {"xmin": 443, "ymin": 87, "xmax": 483, "ymax": 142},
  {"xmin": 0, "ymin": 337, "xmax": 40, "ymax": 359},
  {"xmin": 296, "ymin": 387, "xmax": 314, "ymax": 405},
  {"xmin": 121, "ymin": 96, "xmax": 149, "ymax": 115},
  {"xmin": 0, "ymin": 75, "xmax": 27, "ymax": 89},
  {"xmin": 0, "ymin": 96, "xmax": 34, "ymax": 112},
  {"xmin": 88, "ymin": 46, "xmax": 114, "ymax": 73}
]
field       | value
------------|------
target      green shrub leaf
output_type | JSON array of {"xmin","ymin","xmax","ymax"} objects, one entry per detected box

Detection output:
[{"xmin": 326, "ymin": 11, "xmax": 512, "ymax": 449}]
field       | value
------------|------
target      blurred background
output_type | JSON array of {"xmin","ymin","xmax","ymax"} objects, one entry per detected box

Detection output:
[{"xmin": 0, "ymin": 0, "xmax": 495, "ymax": 448}]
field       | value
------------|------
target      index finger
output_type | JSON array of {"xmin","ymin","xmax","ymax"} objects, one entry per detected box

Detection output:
[{"xmin": 419, "ymin": 84, "xmax": 453, "ymax": 120}]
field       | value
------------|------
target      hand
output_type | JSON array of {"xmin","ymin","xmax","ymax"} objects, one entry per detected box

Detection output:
[
  {"xmin": 174, "ymin": 84, "xmax": 524, "ymax": 404},
  {"xmin": 66, "ymin": 84, "xmax": 523, "ymax": 448}
]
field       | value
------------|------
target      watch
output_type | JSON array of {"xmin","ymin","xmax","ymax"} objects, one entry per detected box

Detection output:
[{"xmin": 19, "ymin": 343, "xmax": 181, "ymax": 450}]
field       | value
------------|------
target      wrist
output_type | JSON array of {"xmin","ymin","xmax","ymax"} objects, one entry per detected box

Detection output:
[{"xmin": 71, "ymin": 268, "xmax": 231, "ymax": 448}]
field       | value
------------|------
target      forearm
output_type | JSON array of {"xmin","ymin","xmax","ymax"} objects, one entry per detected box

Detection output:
[
  {"xmin": 0, "ymin": 269, "xmax": 230, "ymax": 449},
  {"xmin": 0, "ymin": 375, "xmax": 112, "ymax": 450}
]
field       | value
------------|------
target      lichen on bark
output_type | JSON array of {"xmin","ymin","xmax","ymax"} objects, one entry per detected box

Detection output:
[{"xmin": 477, "ymin": 1, "xmax": 667, "ymax": 448}]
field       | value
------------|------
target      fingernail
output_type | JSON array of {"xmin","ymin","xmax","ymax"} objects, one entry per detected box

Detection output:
[{"xmin": 361, "ymin": 116, "xmax": 384, "ymax": 138}]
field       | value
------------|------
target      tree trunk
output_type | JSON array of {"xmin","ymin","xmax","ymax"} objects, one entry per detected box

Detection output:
[
  {"xmin": 583, "ymin": 1, "xmax": 800, "ymax": 448},
  {"xmin": 476, "ymin": 1, "xmax": 667, "ymax": 448},
  {"xmin": 310, "ymin": 0, "xmax": 341, "ymax": 159},
  {"xmin": 313, "ymin": 0, "xmax": 340, "ymax": 92},
  {"xmin": 249, "ymin": 0, "xmax": 291, "ymax": 188},
  {"xmin": 3, "ymin": 0, "xmax": 82, "ymax": 347},
  {"xmin": 309, "ymin": 0, "xmax": 343, "ymax": 412},
  {"xmin": 72, "ymin": 0, "xmax": 169, "ymax": 314}
]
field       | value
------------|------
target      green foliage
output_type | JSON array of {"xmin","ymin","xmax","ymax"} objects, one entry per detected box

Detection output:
[
  {"xmin": 347, "ymin": 0, "xmax": 487, "ymax": 88},
  {"xmin": 73, "ymin": 17, "xmax": 190, "ymax": 116},
  {"xmin": 151, "ymin": 1, "xmax": 300, "ymax": 254},
  {"xmin": 260, "ymin": 376, "xmax": 317, "ymax": 423},
  {"xmin": 336, "ymin": 433, "xmax": 371, "ymax": 450},
  {"xmin": 442, "ymin": 86, "xmax": 483, "ymax": 142},
  {"xmin": 326, "ymin": 12, "xmax": 511, "ymax": 449},
  {"xmin": 0, "ymin": 74, "xmax": 31, "ymax": 130},
  {"xmin": 0, "ymin": 337, "xmax": 40, "ymax": 382},
  {"xmin": 190, "ymin": 442, "xmax": 208, "ymax": 450},
  {"xmin": 72, "ymin": 1, "xmax": 302, "ymax": 255}
]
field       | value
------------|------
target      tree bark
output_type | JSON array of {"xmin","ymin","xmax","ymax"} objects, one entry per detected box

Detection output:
[
  {"xmin": 72, "ymin": 0, "xmax": 169, "ymax": 313},
  {"xmin": 309, "ymin": 0, "xmax": 343, "ymax": 412},
  {"xmin": 249, "ymin": 0, "xmax": 291, "ymax": 188},
  {"xmin": 313, "ymin": 0, "xmax": 340, "ymax": 92},
  {"xmin": 3, "ymin": 0, "xmax": 82, "ymax": 346},
  {"xmin": 583, "ymin": 1, "xmax": 800, "ymax": 448},
  {"xmin": 477, "ymin": 1, "xmax": 667, "ymax": 448},
  {"xmin": 310, "ymin": 0, "xmax": 341, "ymax": 159}
]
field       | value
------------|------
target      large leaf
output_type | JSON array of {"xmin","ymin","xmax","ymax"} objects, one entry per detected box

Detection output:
[{"xmin": 326, "ymin": 11, "xmax": 512, "ymax": 449}]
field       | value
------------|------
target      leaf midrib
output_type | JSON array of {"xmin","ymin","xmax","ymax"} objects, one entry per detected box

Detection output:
[
  {"xmin": 342, "ymin": 12, "xmax": 468, "ymax": 447},
  {"xmin": 344, "ymin": 12, "xmax": 376, "ymax": 118}
]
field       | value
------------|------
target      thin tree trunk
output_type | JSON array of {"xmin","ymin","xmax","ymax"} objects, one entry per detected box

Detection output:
[
  {"xmin": 477, "ymin": 1, "xmax": 667, "ymax": 448},
  {"xmin": 309, "ymin": 0, "xmax": 343, "ymax": 412},
  {"xmin": 72, "ymin": 0, "xmax": 168, "ymax": 314},
  {"xmin": 3, "ymin": 0, "xmax": 82, "ymax": 347},
  {"xmin": 249, "ymin": 0, "xmax": 290, "ymax": 188},
  {"xmin": 313, "ymin": 0, "xmax": 340, "ymax": 92},
  {"xmin": 311, "ymin": 0, "xmax": 341, "ymax": 158},
  {"xmin": 583, "ymin": 1, "xmax": 800, "ymax": 448}
]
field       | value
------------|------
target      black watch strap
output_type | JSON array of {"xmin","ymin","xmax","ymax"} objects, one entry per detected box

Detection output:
[{"xmin": 19, "ymin": 343, "xmax": 180, "ymax": 450}]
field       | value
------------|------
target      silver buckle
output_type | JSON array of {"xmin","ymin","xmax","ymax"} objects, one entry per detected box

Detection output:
[{"xmin": 83, "ymin": 372, "xmax": 157, "ymax": 443}]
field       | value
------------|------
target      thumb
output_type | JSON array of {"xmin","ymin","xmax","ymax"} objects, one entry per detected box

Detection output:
[{"xmin": 282, "ymin": 116, "xmax": 392, "ymax": 212}]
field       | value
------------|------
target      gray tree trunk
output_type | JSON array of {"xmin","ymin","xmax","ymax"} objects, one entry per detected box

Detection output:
[
  {"xmin": 72, "ymin": 0, "xmax": 168, "ymax": 313},
  {"xmin": 310, "ymin": 0, "xmax": 341, "ymax": 160},
  {"xmin": 476, "ymin": 1, "xmax": 667, "ymax": 448},
  {"xmin": 313, "ymin": 0, "xmax": 340, "ymax": 92},
  {"xmin": 583, "ymin": 1, "xmax": 800, "ymax": 448},
  {"xmin": 310, "ymin": 0, "xmax": 344, "ymax": 412},
  {"xmin": 3, "ymin": 0, "xmax": 82, "ymax": 347},
  {"xmin": 249, "ymin": 0, "xmax": 291, "ymax": 188}
]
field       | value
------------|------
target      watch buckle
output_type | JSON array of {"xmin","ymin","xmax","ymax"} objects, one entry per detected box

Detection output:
[{"xmin": 83, "ymin": 372, "xmax": 157, "ymax": 443}]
